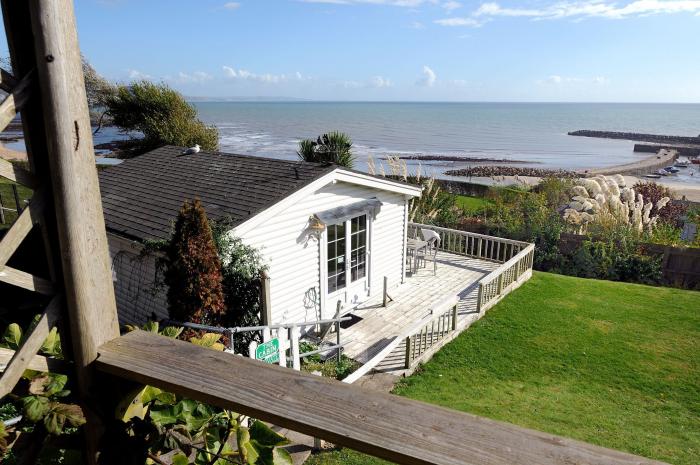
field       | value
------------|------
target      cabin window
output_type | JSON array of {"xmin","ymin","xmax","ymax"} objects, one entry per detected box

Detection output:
[{"xmin": 327, "ymin": 214, "xmax": 368, "ymax": 293}]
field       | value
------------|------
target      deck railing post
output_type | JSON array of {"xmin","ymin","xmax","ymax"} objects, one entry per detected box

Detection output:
[
  {"xmin": 404, "ymin": 336, "xmax": 412, "ymax": 369},
  {"xmin": 260, "ymin": 270, "xmax": 272, "ymax": 326},
  {"xmin": 383, "ymin": 276, "xmax": 388, "ymax": 307},
  {"xmin": 451, "ymin": 304, "xmax": 457, "ymax": 331}
]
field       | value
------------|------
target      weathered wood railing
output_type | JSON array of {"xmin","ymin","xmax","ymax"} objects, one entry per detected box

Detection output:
[
  {"xmin": 404, "ymin": 296, "xmax": 458, "ymax": 369},
  {"xmin": 478, "ymin": 243, "xmax": 535, "ymax": 312},
  {"xmin": 408, "ymin": 222, "xmax": 529, "ymax": 263}
]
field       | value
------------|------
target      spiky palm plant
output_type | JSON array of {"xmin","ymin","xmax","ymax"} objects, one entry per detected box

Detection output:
[{"xmin": 297, "ymin": 131, "xmax": 355, "ymax": 168}]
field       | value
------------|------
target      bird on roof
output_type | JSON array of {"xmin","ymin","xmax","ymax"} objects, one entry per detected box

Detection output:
[{"xmin": 183, "ymin": 144, "xmax": 201, "ymax": 155}]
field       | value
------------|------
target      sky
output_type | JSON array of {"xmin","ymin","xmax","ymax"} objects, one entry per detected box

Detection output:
[{"xmin": 9, "ymin": 0, "xmax": 700, "ymax": 102}]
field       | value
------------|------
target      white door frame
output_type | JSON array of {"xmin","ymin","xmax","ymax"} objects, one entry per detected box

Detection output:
[{"xmin": 319, "ymin": 213, "xmax": 371, "ymax": 319}]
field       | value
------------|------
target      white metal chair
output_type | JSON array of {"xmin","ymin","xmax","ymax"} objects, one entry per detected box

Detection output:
[{"xmin": 418, "ymin": 228, "xmax": 441, "ymax": 275}]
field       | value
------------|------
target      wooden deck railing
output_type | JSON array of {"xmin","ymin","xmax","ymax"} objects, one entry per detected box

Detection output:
[
  {"xmin": 477, "ymin": 243, "xmax": 535, "ymax": 312},
  {"xmin": 404, "ymin": 296, "xmax": 458, "ymax": 369},
  {"xmin": 408, "ymin": 223, "xmax": 529, "ymax": 263},
  {"xmin": 409, "ymin": 223, "xmax": 535, "ymax": 313},
  {"xmin": 96, "ymin": 331, "xmax": 667, "ymax": 465}
]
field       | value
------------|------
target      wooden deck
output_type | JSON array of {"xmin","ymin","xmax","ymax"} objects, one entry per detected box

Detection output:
[{"xmin": 332, "ymin": 251, "xmax": 499, "ymax": 371}]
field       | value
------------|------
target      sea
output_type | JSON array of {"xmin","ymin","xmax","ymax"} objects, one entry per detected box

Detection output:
[
  {"xmin": 7, "ymin": 102, "xmax": 699, "ymax": 184},
  {"xmin": 192, "ymin": 102, "xmax": 700, "ymax": 184}
]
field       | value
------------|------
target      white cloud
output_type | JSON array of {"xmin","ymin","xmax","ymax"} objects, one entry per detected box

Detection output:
[
  {"xmin": 409, "ymin": 20, "xmax": 426, "ymax": 28},
  {"xmin": 442, "ymin": 1, "xmax": 461, "ymax": 11},
  {"xmin": 416, "ymin": 65, "xmax": 437, "ymax": 87},
  {"xmin": 434, "ymin": 16, "xmax": 483, "ymax": 26},
  {"xmin": 342, "ymin": 76, "xmax": 393, "ymax": 88},
  {"xmin": 174, "ymin": 71, "xmax": 212, "ymax": 84},
  {"xmin": 223, "ymin": 66, "xmax": 308, "ymax": 83},
  {"xmin": 127, "ymin": 69, "xmax": 152, "ymax": 80},
  {"xmin": 436, "ymin": 1, "xmax": 700, "ymax": 27},
  {"xmin": 538, "ymin": 75, "xmax": 610, "ymax": 85},
  {"xmin": 473, "ymin": 1, "xmax": 700, "ymax": 20},
  {"xmin": 223, "ymin": 2, "xmax": 240, "ymax": 9},
  {"xmin": 369, "ymin": 76, "xmax": 393, "ymax": 88}
]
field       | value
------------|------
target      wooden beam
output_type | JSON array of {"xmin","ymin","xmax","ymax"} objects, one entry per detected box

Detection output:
[
  {"xmin": 28, "ymin": 0, "xmax": 120, "ymax": 387},
  {"xmin": 0, "ymin": 296, "xmax": 61, "ymax": 398},
  {"xmin": 0, "ymin": 190, "xmax": 45, "ymax": 268},
  {"xmin": 0, "ymin": 159, "xmax": 38, "ymax": 188},
  {"xmin": 97, "ymin": 331, "xmax": 667, "ymax": 465},
  {"xmin": 0, "ymin": 69, "xmax": 33, "ymax": 133},
  {"xmin": 0, "ymin": 265, "xmax": 55, "ymax": 295},
  {"xmin": 0, "ymin": 347, "xmax": 66, "ymax": 373},
  {"xmin": 0, "ymin": 67, "xmax": 18, "ymax": 93}
]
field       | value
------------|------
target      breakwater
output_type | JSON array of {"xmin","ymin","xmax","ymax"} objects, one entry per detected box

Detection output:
[
  {"xmin": 584, "ymin": 149, "xmax": 678, "ymax": 177},
  {"xmin": 569, "ymin": 130, "xmax": 700, "ymax": 145},
  {"xmin": 634, "ymin": 143, "xmax": 700, "ymax": 157},
  {"xmin": 396, "ymin": 155, "xmax": 530, "ymax": 164},
  {"xmin": 444, "ymin": 166, "xmax": 578, "ymax": 178}
]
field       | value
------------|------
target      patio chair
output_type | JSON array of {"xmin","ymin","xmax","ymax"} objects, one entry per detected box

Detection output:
[{"xmin": 419, "ymin": 228, "xmax": 441, "ymax": 275}]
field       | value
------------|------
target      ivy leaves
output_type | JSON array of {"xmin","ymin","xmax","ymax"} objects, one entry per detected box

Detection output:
[
  {"xmin": 117, "ymin": 383, "xmax": 291, "ymax": 464},
  {"xmin": 21, "ymin": 373, "xmax": 85, "ymax": 435}
]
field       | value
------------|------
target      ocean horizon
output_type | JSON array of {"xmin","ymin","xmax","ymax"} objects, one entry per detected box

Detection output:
[{"xmin": 190, "ymin": 101, "xmax": 700, "ymax": 182}]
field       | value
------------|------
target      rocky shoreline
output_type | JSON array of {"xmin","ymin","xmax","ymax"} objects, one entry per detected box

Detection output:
[{"xmin": 444, "ymin": 166, "xmax": 578, "ymax": 178}]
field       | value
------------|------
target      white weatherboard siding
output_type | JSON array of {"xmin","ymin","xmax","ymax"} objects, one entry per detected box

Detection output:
[
  {"xmin": 108, "ymin": 233, "xmax": 168, "ymax": 325},
  {"xmin": 234, "ymin": 181, "xmax": 409, "ymax": 325}
]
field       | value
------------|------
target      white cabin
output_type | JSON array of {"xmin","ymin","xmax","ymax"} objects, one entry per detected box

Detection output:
[{"xmin": 99, "ymin": 145, "xmax": 421, "ymax": 326}]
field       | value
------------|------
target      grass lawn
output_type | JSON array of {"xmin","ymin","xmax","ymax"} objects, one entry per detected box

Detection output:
[
  {"xmin": 307, "ymin": 272, "xmax": 699, "ymax": 465},
  {"xmin": 454, "ymin": 194, "xmax": 491, "ymax": 213}
]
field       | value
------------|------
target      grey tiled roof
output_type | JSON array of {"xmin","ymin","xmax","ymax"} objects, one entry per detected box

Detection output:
[{"xmin": 99, "ymin": 145, "xmax": 336, "ymax": 241}]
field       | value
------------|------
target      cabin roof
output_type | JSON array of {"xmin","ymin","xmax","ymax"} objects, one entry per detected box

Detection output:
[
  {"xmin": 99, "ymin": 145, "xmax": 337, "ymax": 241},
  {"xmin": 98, "ymin": 145, "xmax": 419, "ymax": 242}
]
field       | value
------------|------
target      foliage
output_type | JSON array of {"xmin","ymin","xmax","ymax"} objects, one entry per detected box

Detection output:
[
  {"xmin": 297, "ymin": 132, "xmax": 355, "ymax": 168},
  {"xmin": 632, "ymin": 181, "xmax": 688, "ymax": 227},
  {"xmin": 211, "ymin": 221, "xmax": 268, "ymax": 347},
  {"xmin": 532, "ymin": 176, "xmax": 575, "ymax": 209},
  {"xmin": 81, "ymin": 55, "xmax": 116, "ymax": 109},
  {"xmin": 298, "ymin": 343, "xmax": 358, "ymax": 380},
  {"xmin": 454, "ymin": 195, "xmax": 491, "ymax": 214},
  {"xmin": 114, "ymin": 324, "xmax": 291, "ymax": 465},
  {"xmin": 0, "ymin": 318, "xmax": 85, "ymax": 464},
  {"xmin": 164, "ymin": 199, "xmax": 226, "ymax": 327},
  {"xmin": 564, "ymin": 175, "xmax": 671, "ymax": 235},
  {"xmin": 104, "ymin": 80, "xmax": 218, "ymax": 155},
  {"xmin": 556, "ymin": 237, "xmax": 662, "ymax": 285}
]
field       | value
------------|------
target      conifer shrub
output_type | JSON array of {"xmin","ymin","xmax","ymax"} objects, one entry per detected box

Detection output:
[{"xmin": 164, "ymin": 199, "xmax": 226, "ymax": 326}]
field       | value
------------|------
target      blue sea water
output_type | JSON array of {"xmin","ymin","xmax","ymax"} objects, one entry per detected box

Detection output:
[{"xmin": 193, "ymin": 102, "xmax": 700, "ymax": 177}]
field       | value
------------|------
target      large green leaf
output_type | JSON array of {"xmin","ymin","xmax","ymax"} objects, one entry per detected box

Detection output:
[
  {"xmin": 171, "ymin": 453, "xmax": 189, "ymax": 465},
  {"xmin": 3, "ymin": 323, "xmax": 22, "ymax": 349},
  {"xmin": 40, "ymin": 327, "xmax": 62, "ymax": 357},
  {"xmin": 237, "ymin": 426, "xmax": 259, "ymax": 465},
  {"xmin": 43, "ymin": 402, "xmax": 86, "ymax": 435},
  {"xmin": 23, "ymin": 395, "xmax": 50, "ymax": 422},
  {"xmin": 255, "ymin": 445, "xmax": 293, "ymax": 465},
  {"xmin": 28, "ymin": 373, "xmax": 68, "ymax": 397},
  {"xmin": 143, "ymin": 321, "xmax": 159, "ymax": 333},
  {"xmin": 249, "ymin": 421, "xmax": 290, "ymax": 448},
  {"xmin": 160, "ymin": 326, "xmax": 183, "ymax": 339},
  {"xmin": 149, "ymin": 404, "xmax": 178, "ymax": 426}
]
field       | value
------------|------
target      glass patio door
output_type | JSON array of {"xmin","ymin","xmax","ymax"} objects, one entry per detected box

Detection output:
[{"xmin": 326, "ymin": 214, "xmax": 368, "ymax": 306}]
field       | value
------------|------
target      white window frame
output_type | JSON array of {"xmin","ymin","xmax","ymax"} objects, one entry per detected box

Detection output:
[{"xmin": 320, "ymin": 213, "xmax": 371, "ymax": 317}]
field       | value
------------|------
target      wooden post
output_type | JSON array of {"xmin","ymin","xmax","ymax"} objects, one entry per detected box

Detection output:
[
  {"xmin": 383, "ymin": 276, "xmax": 388, "ymax": 307},
  {"xmin": 0, "ymin": 193, "xmax": 5, "ymax": 224},
  {"xmin": 336, "ymin": 318, "xmax": 342, "ymax": 361},
  {"xmin": 451, "ymin": 304, "xmax": 457, "ymax": 331},
  {"xmin": 404, "ymin": 336, "xmax": 411, "ymax": 369},
  {"xmin": 290, "ymin": 326, "xmax": 301, "ymax": 371},
  {"xmin": 28, "ymin": 0, "xmax": 120, "ymax": 379},
  {"xmin": 260, "ymin": 270, "xmax": 272, "ymax": 326},
  {"xmin": 11, "ymin": 183, "xmax": 21, "ymax": 214}
]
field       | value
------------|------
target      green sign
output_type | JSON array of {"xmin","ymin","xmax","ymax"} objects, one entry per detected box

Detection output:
[{"xmin": 255, "ymin": 338, "xmax": 280, "ymax": 364}]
